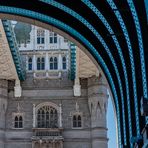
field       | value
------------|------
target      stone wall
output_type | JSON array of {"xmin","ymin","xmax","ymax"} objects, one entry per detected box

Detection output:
[
  {"xmin": 4, "ymin": 75, "xmax": 108, "ymax": 148},
  {"xmin": 0, "ymin": 80, "xmax": 8, "ymax": 148},
  {"xmin": 88, "ymin": 75, "xmax": 108, "ymax": 148},
  {"xmin": 5, "ymin": 78, "xmax": 91, "ymax": 148}
]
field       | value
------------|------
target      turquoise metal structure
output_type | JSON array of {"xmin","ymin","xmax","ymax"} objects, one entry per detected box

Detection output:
[
  {"xmin": 2, "ymin": 20, "xmax": 25, "ymax": 80},
  {"xmin": 70, "ymin": 43, "xmax": 76, "ymax": 80}
]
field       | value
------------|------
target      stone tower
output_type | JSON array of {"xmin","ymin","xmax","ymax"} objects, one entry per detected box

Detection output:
[{"xmin": 88, "ymin": 75, "xmax": 108, "ymax": 148}]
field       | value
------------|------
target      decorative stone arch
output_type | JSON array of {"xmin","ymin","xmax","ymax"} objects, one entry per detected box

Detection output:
[
  {"xmin": 71, "ymin": 111, "xmax": 83, "ymax": 129},
  {"xmin": 33, "ymin": 102, "xmax": 62, "ymax": 128},
  {"xmin": 35, "ymin": 102, "xmax": 60, "ymax": 113}
]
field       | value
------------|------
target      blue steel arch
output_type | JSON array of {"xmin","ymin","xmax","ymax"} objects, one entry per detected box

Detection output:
[
  {"xmin": 0, "ymin": 1, "xmax": 147, "ymax": 148},
  {"xmin": 81, "ymin": 1, "xmax": 132, "ymax": 145},
  {"xmin": 0, "ymin": 7, "xmax": 122, "ymax": 146}
]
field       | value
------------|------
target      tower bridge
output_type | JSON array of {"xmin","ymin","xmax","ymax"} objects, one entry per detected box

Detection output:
[{"xmin": 0, "ymin": 1, "xmax": 147, "ymax": 148}]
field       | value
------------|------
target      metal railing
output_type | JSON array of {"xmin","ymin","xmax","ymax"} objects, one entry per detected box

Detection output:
[{"xmin": 32, "ymin": 128, "xmax": 63, "ymax": 138}]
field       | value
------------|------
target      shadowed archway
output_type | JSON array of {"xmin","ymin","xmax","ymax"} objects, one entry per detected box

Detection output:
[{"xmin": 0, "ymin": 1, "xmax": 147, "ymax": 147}]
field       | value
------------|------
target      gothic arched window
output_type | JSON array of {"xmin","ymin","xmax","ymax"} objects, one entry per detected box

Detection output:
[
  {"xmin": 53, "ymin": 33, "xmax": 57, "ymax": 43},
  {"xmin": 37, "ymin": 106, "xmax": 58, "ymax": 128},
  {"xmin": 54, "ymin": 57, "xmax": 58, "ymax": 70},
  {"xmin": 49, "ymin": 57, "xmax": 54, "ymax": 70},
  {"xmin": 49, "ymin": 57, "xmax": 58, "ymax": 70},
  {"xmin": 37, "ymin": 29, "xmax": 45, "ymax": 44},
  {"xmin": 73, "ymin": 114, "xmax": 82, "ymax": 128},
  {"xmin": 14, "ymin": 115, "xmax": 23, "ymax": 128},
  {"xmin": 62, "ymin": 56, "xmax": 67, "ymax": 70},
  {"xmin": 28, "ymin": 57, "xmax": 32, "ymax": 71},
  {"xmin": 37, "ymin": 57, "xmax": 45, "ymax": 70}
]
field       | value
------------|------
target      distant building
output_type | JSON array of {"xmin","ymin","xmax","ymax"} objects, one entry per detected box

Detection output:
[{"xmin": 3, "ymin": 23, "xmax": 109, "ymax": 148}]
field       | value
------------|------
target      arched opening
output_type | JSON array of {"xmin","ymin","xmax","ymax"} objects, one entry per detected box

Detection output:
[
  {"xmin": 8, "ymin": 19, "xmax": 117, "ymax": 148},
  {"xmin": 0, "ymin": 17, "xmax": 118, "ymax": 148},
  {"xmin": 37, "ymin": 105, "xmax": 58, "ymax": 128},
  {"xmin": 0, "ymin": 2, "xmax": 147, "ymax": 147}
]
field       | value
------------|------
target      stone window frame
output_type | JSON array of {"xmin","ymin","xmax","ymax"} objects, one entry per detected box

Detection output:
[
  {"xmin": 49, "ymin": 56, "xmax": 58, "ymax": 70},
  {"xmin": 71, "ymin": 112, "xmax": 83, "ymax": 129},
  {"xmin": 36, "ymin": 56, "xmax": 45, "ymax": 70},
  {"xmin": 12, "ymin": 112, "xmax": 24, "ymax": 129},
  {"xmin": 49, "ymin": 31, "xmax": 57, "ymax": 44},
  {"xmin": 34, "ymin": 102, "xmax": 60, "ymax": 128},
  {"xmin": 37, "ymin": 105, "xmax": 58, "ymax": 128},
  {"xmin": 37, "ymin": 29, "xmax": 45, "ymax": 44},
  {"xmin": 28, "ymin": 56, "xmax": 33, "ymax": 71},
  {"xmin": 62, "ymin": 56, "xmax": 67, "ymax": 70}
]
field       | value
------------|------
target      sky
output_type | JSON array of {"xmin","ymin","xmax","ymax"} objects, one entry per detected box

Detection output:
[{"xmin": 107, "ymin": 97, "xmax": 117, "ymax": 148}]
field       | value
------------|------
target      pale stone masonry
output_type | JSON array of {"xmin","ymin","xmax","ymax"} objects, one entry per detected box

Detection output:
[
  {"xmin": 1, "ymin": 75, "xmax": 108, "ymax": 148},
  {"xmin": 0, "ymin": 24, "xmax": 109, "ymax": 148}
]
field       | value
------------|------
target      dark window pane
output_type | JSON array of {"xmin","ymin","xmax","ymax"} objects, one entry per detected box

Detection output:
[
  {"xmin": 37, "ymin": 37, "xmax": 40, "ymax": 44},
  {"xmin": 62, "ymin": 57, "xmax": 66, "ymax": 69},
  {"xmin": 78, "ymin": 115, "xmax": 81, "ymax": 121},
  {"xmin": 15, "ymin": 121, "xmax": 18, "ymax": 128},
  {"xmin": 42, "ymin": 63, "xmax": 45, "ymax": 70},
  {"xmin": 63, "ymin": 63, "xmax": 66, "ymax": 70},
  {"xmin": 28, "ymin": 63, "xmax": 32, "ymax": 70},
  {"xmin": 54, "ymin": 57, "xmax": 58, "ymax": 69},
  {"xmin": 37, "ymin": 106, "xmax": 58, "ymax": 128},
  {"xmin": 54, "ymin": 57, "xmax": 57, "ymax": 62},
  {"xmin": 14, "ymin": 116, "xmax": 19, "ymax": 128},
  {"xmin": 54, "ymin": 37, "xmax": 57, "ymax": 43},
  {"xmin": 37, "ymin": 63, "xmax": 40, "ymax": 70},
  {"xmin": 19, "ymin": 116, "xmax": 23, "ymax": 121},
  {"xmin": 50, "ymin": 63, "xmax": 53, "ymax": 70},
  {"xmin": 50, "ymin": 57, "xmax": 53, "ymax": 62},
  {"xmin": 28, "ymin": 57, "xmax": 32, "ymax": 63},
  {"xmin": 73, "ymin": 121, "xmax": 77, "ymax": 127},
  {"xmin": 42, "ymin": 58, "xmax": 45, "ymax": 63},
  {"xmin": 50, "ymin": 37, "xmax": 53, "ymax": 43},
  {"xmin": 41, "ymin": 58, "xmax": 45, "ymax": 70},
  {"xmin": 19, "ymin": 121, "xmax": 23, "ymax": 128},
  {"xmin": 54, "ymin": 63, "xmax": 58, "ymax": 70},
  {"xmin": 41, "ymin": 38, "xmax": 44, "ymax": 44},
  {"xmin": 15, "ymin": 116, "xmax": 18, "ymax": 121},
  {"xmin": 78, "ymin": 121, "xmax": 81, "ymax": 127},
  {"xmin": 63, "ymin": 57, "xmax": 66, "ymax": 62}
]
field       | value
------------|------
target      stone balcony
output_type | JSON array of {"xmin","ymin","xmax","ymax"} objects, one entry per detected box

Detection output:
[
  {"xmin": 32, "ymin": 128, "xmax": 63, "ymax": 139},
  {"xmin": 33, "ymin": 71, "xmax": 61, "ymax": 79},
  {"xmin": 32, "ymin": 128, "xmax": 64, "ymax": 148}
]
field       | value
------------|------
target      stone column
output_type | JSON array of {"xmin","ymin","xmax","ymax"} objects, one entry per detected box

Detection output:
[
  {"xmin": 45, "ymin": 52, "xmax": 49, "ymax": 77},
  {"xmin": 73, "ymin": 47, "xmax": 81, "ymax": 96},
  {"xmin": 33, "ymin": 54, "xmax": 36, "ymax": 78},
  {"xmin": 33, "ymin": 54, "xmax": 36, "ymax": 71},
  {"xmin": 58, "ymin": 53, "xmax": 62, "ymax": 78},
  {"xmin": 32, "ymin": 141, "xmax": 35, "ymax": 148},
  {"xmin": 45, "ymin": 30, "xmax": 48, "ymax": 49},
  {"xmin": 58, "ymin": 53, "xmax": 62, "ymax": 70},
  {"xmin": 14, "ymin": 79, "xmax": 22, "ymax": 97},
  {"xmin": 88, "ymin": 75, "xmax": 108, "ymax": 148},
  {"xmin": 0, "ymin": 80, "xmax": 8, "ymax": 148},
  {"xmin": 33, "ymin": 104, "xmax": 36, "ymax": 128},
  {"xmin": 60, "ymin": 141, "xmax": 63, "ymax": 148},
  {"xmin": 34, "ymin": 26, "xmax": 37, "ymax": 49},
  {"xmin": 59, "ymin": 104, "xmax": 62, "ymax": 127},
  {"xmin": 52, "ymin": 142, "xmax": 55, "ymax": 148}
]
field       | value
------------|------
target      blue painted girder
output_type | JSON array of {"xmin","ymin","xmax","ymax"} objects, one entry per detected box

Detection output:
[{"xmin": 2, "ymin": 20, "xmax": 26, "ymax": 80}]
